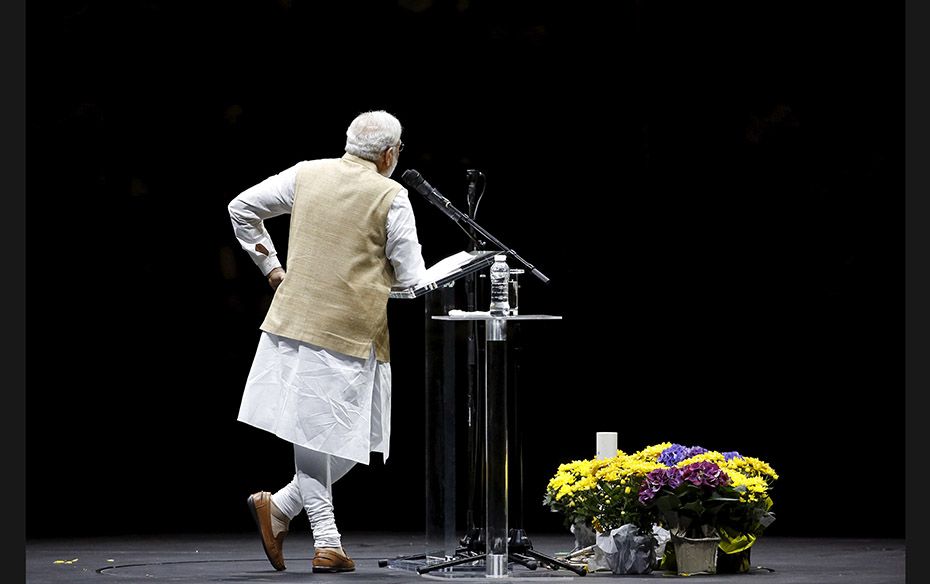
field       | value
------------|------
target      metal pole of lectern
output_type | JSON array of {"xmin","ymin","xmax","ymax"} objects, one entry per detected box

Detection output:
[{"xmin": 485, "ymin": 317, "xmax": 508, "ymax": 577}]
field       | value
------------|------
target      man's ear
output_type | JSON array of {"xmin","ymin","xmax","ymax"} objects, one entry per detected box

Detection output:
[{"xmin": 377, "ymin": 148, "xmax": 393, "ymax": 173}]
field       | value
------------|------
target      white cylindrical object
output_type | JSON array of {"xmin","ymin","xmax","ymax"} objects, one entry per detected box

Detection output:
[{"xmin": 596, "ymin": 432, "xmax": 618, "ymax": 460}]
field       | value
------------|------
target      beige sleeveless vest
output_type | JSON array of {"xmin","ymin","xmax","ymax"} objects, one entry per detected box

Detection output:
[{"xmin": 260, "ymin": 154, "xmax": 401, "ymax": 362}]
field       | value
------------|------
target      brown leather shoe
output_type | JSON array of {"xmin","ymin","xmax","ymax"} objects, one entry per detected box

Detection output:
[
  {"xmin": 312, "ymin": 547, "xmax": 356, "ymax": 573},
  {"xmin": 247, "ymin": 491, "xmax": 287, "ymax": 571}
]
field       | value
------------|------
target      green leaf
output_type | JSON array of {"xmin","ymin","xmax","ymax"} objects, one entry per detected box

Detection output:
[
  {"xmin": 681, "ymin": 501, "xmax": 706, "ymax": 515},
  {"xmin": 656, "ymin": 493, "xmax": 681, "ymax": 514}
]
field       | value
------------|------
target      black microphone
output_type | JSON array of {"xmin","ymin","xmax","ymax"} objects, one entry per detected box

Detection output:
[
  {"xmin": 402, "ymin": 169, "xmax": 462, "ymax": 222},
  {"xmin": 466, "ymin": 169, "xmax": 479, "ymax": 207}
]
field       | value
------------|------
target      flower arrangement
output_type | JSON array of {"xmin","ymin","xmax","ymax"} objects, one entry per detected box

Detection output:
[
  {"xmin": 638, "ymin": 460, "xmax": 736, "ymax": 538},
  {"xmin": 543, "ymin": 448, "xmax": 667, "ymax": 573},
  {"xmin": 542, "ymin": 457, "xmax": 611, "ymax": 531},
  {"xmin": 544, "ymin": 442, "xmax": 778, "ymax": 571},
  {"xmin": 542, "ymin": 448, "xmax": 671, "ymax": 533},
  {"xmin": 584, "ymin": 448, "xmax": 666, "ymax": 532},
  {"xmin": 686, "ymin": 449, "xmax": 779, "ymax": 555}
]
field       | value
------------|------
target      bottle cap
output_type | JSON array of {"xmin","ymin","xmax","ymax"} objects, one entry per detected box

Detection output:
[{"xmin": 494, "ymin": 254, "xmax": 507, "ymax": 262}]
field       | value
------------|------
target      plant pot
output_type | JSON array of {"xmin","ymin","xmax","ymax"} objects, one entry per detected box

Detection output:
[
  {"xmin": 717, "ymin": 545, "xmax": 751, "ymax": 573},
  {"xmin": 672, "ymin": 535, "xmax": 720, "ymax": 576},
  {"xmin": 570, "ymin": 519, "xmax": 596, "ymax": 551},
  {"xmin": 596, "ymin": 525, "xmax": 658, "ymax": 575}
]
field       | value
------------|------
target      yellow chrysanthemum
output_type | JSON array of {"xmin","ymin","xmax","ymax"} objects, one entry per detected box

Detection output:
[
  {"xmin": 574, "ymin": 475, "xmax": 597, "ymax": 492},
  {"xmin": 600, "ymin": 469, "xmax": 620, "ymax": 482},
  {"xmin": 678, "ymin": 450, "xmax": 726, "ymax": 467},
  {"xmin": 555, "ymin": 484, "xmax": 573, "ymax": 501},
  {"xmin": 547, "ymin": 469, "xmax": 580, "ymax": 491},
  {"xmin": 726, "ymin": 456, "xmax": 779, "ymax": 481},
  {"xmin": 630, "ymin": 443, "xmax": 673, "ymax": 463}
]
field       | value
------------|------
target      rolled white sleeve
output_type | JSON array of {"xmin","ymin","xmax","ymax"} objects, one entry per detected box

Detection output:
[
  {"xmin": 228, "ymin": 162, "xmax": 303, "ymax": 276},
  {"xmin": 386, "ymin": 189, "xmax": 428, "ymax": 288}
]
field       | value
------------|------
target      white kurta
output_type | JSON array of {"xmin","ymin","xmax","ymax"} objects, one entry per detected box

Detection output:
[{"xmin": 229, "ymin": 161, "xmax": 427, "ymax": 465}]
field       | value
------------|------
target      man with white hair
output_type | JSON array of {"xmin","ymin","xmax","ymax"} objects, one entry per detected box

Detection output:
[{"xmin": 228, "ymin": 110, "xmax": 427, "ymax": 573}]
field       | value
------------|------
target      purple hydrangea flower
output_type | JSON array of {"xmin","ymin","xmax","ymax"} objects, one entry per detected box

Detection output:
[
  {"xmin": 658, "ymin": 444, "xmax": 689, "ymax": 466},
  {"xmin": 679, "ymin": 461, "xmax": 731, "ymax": 488},
  {"xmin": 685, "ymin": 446, "xmax": 708, "ymax": 459},
  {"xmin": 638, "ymin": 467, "xmax": 687, "ymax": 504},
  {"xmin": 638, "ymin": 469, "xmax": 669, "ymax": 504},
  {"xmin": 658, "ymin": 444, "xmax": 708, "ymax": 466},
  {"xmin": 722, "ymin": 451, "xmax": 742, "ymax": 461}
]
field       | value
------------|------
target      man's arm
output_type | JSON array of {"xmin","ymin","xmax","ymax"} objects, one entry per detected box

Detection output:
[
  {"xmin": 228, "ymin": 162, "xmax": 303, "ymax": 286},
  {"xmin": 385, "ymin": 189, "xmax": 428, "ymax": 289}
]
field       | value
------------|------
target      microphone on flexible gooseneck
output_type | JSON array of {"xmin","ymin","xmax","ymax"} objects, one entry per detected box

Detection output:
[
  {"xmin": 466, "ymin": 169, "xmax": 480, "ymax": 210},
  {"xmin": 401, "ymin": 169, "xmax": 463, "ymax": 222},
  {"xmin": 402, "ymin": 169, "xmax": 549, "ymax": 284}
]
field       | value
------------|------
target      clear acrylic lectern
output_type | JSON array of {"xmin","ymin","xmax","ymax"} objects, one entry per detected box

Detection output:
[
  {"xmin": 431, "ymin": 314, "xmax": 561, "ymax": 578},
  {"xmin": 383, "ymin": 251, "xmax": 576, "ymax": 578}
]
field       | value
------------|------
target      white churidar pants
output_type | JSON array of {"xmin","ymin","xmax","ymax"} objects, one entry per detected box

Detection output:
[{"xmin": 271, "ymin": 445, "xmax": 357, "ymax": 548}]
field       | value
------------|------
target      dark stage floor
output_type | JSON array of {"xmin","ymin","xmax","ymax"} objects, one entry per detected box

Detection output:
[{"xmin": 26, "ymin": 532, "xmax": 905, "ymax": 583}]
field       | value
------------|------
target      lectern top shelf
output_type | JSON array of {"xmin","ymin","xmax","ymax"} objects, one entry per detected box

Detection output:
[{"xmin": 432, "ymin": 314, "xmax": 562, "ymax": 321}]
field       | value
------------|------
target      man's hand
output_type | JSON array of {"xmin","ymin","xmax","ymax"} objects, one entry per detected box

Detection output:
[{"xmin": 267, "ymin": 267, "xmax": 286, "ymax": 290}]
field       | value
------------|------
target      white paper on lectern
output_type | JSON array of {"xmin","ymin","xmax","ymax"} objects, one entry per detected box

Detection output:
[
  {"xmin": 419, "ymin": 250, "xmax": 479, "ymax": 286},
  {"xmin": 389, "ymin": 250, "xmax": 494, "ymax": 298}
]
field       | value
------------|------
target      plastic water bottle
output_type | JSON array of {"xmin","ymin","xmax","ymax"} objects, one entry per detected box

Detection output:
[{"xmin": 489, "ymin": 254, "xmax": 510, "ymax": 316}]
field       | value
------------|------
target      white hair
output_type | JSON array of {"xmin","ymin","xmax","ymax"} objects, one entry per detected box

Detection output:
[{"xmin": 344, "ymin": 110, "xmax": 402, "ymax": 162}]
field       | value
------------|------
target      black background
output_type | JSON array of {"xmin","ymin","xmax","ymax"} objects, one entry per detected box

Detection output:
[{"xmin": 26, "ymin": 1, "xmax": 903, "ymax": 539}]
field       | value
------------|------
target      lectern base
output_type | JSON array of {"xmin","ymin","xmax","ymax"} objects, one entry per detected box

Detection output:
[{"xmin": 381, "ymin": 528, "xmax": 586, "ymax": 579}]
